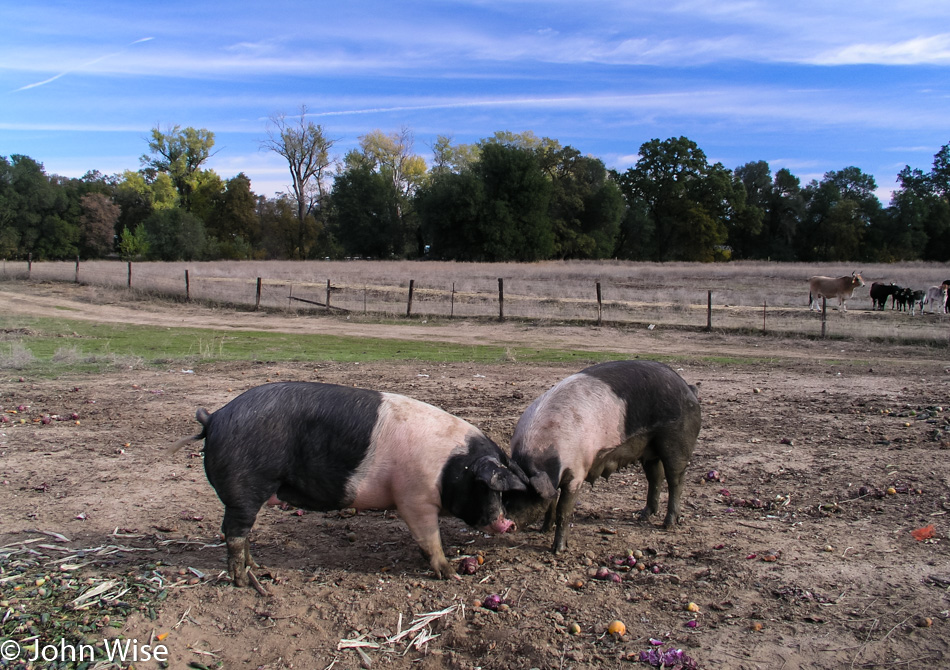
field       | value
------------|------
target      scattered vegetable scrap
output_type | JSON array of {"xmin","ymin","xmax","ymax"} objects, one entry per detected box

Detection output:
[
  {"xmin": 637, "ymin": 647, "xmax": 699, "ymax": 669},
  {"xmin": 607, "ymin": 619, "xmax": 626, "ymax": 636},
  {"xmin": 911, "ymin": 524, "xmax": 936, "ymax": 541},
  {"xmin": 479, "ymin": 594, "xmax": 505, "ymax": 611},
  {"xmin": 459, "ymin": 556, "xmax": 479, "ymax": 574}
]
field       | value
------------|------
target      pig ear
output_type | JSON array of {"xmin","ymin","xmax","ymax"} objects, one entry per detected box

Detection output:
[
  {"xmin": 473, "ymin": 457, "xmax": 528, "ymax": 492},
  {"xmin": 529, "ymin": 473, "xmax": 559, "ymax": 499}
]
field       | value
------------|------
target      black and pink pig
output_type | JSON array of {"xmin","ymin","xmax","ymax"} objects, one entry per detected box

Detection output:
[
  {"xmin": 505, "ymin": 360, "xmax": 701, "ymax": 553},
  {"xmin": 170, "ymin": 382, "xmax": 527, "ymax": 585}
]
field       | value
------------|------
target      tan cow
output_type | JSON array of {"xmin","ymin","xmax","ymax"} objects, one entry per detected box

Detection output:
[{"xmin": 808, "ymin": 272, "xmax": 865, "ymax": 311}]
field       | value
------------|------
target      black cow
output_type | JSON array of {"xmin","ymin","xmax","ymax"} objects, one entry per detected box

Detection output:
[{"xmin": 869, "ymin": 282, "xmax": 900, "ymax": 310}]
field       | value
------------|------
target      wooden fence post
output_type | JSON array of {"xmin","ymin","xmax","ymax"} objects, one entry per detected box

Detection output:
[
  {"xmin": 326, "ymin": 279, "xmax": 331, "ymax": 313},
  {"xmin": 706, "ymin": 290, "xmax": 712, "ymax": 331},
  {"xmin": 363, "ymin": 285, "xmax": 367, "ymax": 314},
  {"xmin": 762, "ymin": 300, "xmax": 767, "ymax": 333},
  {"xmin": 74, "ymin": 256, "xmax": 80, "ymax": 283},
  {"xmin": 821, "ymin": 297, "xmax": 827, "ymax": 338},
  {"xmin": 451, "ymin": 282, "xmax": 456, "ymax": 318},
  {"xmin": 407, "ymin": 279, "xmax": 415, "ymax": 317},
  {"xmin": 185, "ymin": 270, "xmax": 190, "ymax": 301},
  {"xmin": 255, "ymin": 277, "xmax": 262, "ymax": 310},
  {"xmin": 28, "ymin": 253, "xmax": 32, "ymax": 279},
  {"xmin": 498, "ymin": 278, "xmax": 505, "ymax": 321},
  {"xmin": 596, "ymin": 281, "xmax": 603, "ymax": 325},
  {"xmin": 127, "ymin": 260, "xmax": 132, "ymax": 288}
]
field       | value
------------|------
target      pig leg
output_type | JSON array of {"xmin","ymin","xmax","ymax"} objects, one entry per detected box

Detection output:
[
  {"xmin": 662, "ymin": 458, "xmax": 688, "ymax": 529},
  {"xmin": 396, "ymin": 499, "xmax": 457, "ymax": 580},
  {"xmin": 552, "ymin": 485, "xmax": 580, "ymax": 554},
  {"xmin": 221, "ymin": 502, "xmax": 264, "ymax": 587},
  {"xmin": 540, "ymin": 497, "xmax": 557, "ymax": 533},
  {"xmin": 638, "ymin": 458, "xmax": 665, "ymax": 522}
]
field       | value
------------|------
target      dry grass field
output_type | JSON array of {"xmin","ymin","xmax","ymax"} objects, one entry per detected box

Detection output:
[{"xmin": 7, "ymin": 258, "xmax": 950, "ymax": 343}]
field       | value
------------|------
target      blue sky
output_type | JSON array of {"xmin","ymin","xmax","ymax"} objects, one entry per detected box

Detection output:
[{"xmin": 3, "ymin": 1, "xmax": 949, "ymax": 204}]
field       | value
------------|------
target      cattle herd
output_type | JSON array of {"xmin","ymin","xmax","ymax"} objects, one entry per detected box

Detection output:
[
  {"xmin": 171, "ymin": 360, "xmax": 701, "ymax": 585},
  {"xmin": 809, "ymin": 272, "xmax": 950, "ymax": 314},
  {"xmin": 868, "ymin": 279, "xmax": 950, "ymax": 315}
]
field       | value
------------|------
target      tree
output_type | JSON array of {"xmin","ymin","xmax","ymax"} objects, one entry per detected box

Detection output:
[
  {"xmin": 118, "ymin": 224, "xmax": 149, "ymax": 260},
  {"xmin": 617, "ymin": 137, "xmax": 731, "ymax": 261},
  {"xmin": 347, "ymin": 127, "xmax": 428, "ymax": 255},
  {"xmin": 204, "ymin": 173, "xmax": 260, "ymax": 258},
  {"xmin": 261, "ymin": 106, "xmax": 336, "ymax": 238},
  {"xmin": 764, "ymin": 168, "xmax": 804, "ymax": 260},
  {"xmin": 257, "ymin": 196, "xmax": 298, "ymax": 258},
  {"xmin": 79, "ymin": 193, "xmax": 119, "ymax": 257},
  {"xmin": 545, "ymin": 146, "xmax": 623, "ymax": 259},
  {"xmin": 416, "ymin": 170, "xmax": 485, "ymax": 260},
  {"xmin": 328, "ymin": 165, "xmax": 403, "ymax": 258},
  {"xmin": 732, "ymin": 161, "xmax": 771, "ymax": 258},
  {"xmin": 142, "ymin": 207, "xmax": 206, "ymax": 261},
  {"xmin": 140, "ymin": 125, "xmax": 216, "ymax": 211},
  {"xmin": 2, "ymin": 155, "xmax": 77, "ymax": 259},
  {"xmin": 430, "ymin": 135, "xmax": 480, "ymax": 176},
  {"xmin": 798, "ymin": 167, "xmax": 880, "ymax": 261},
  {"xmin": 879, "ymin": 149, "xmax": 950, "ymax": 261},
  {"xmin": 418, "ymin": 143, "xmax": 553, "ymax": 261}
]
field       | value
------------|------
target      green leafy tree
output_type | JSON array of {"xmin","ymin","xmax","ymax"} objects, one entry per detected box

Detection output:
[
  {"xmin": 345, "ymin": 128, "xmax": 427, "ymax": 255},
  {"xmin": 479, "ymin": 143, "xmax": 554, "ymax": 261},
  {"xmin": 617, "ymin": 137, "xmax": 731, "ymax": 261},
  {"xmin": 140, "ymin": 125, "xmax": 216, "ymax": 211},
  {"xmin": 0, "ymin": 156, "xmax": 20, "ymax": 257},
  {"xmin": 732, "ymin": 161, "xmax": 772, "ymax": 258},
  {"xmin": 429, "ymin": 135, "xmax": 480, "ymax": 176},
  {"xmin": 418, "ymin": 143, "xmax": 554, "ymax": 261},
  {"xmin": 188, "ymin": 170, "xmax": 225, "ymax": 226},
  {"xmin": 142, "ymin": 207, "xmax": 206, "ymax": 261},
  {"xmin": 328, "ymin": 165, "xmax": 403, "ymax": 258},
  {"xmin": 545, "ymin": 146, "xmax": 623, "ymax": 259},
  {"xmin": 203, "ymin": 173, "xmax": 260, "ymax": 259},
  {"xmin": 118, "ymin": 224, "xmax": 149, "ymax": 260},
  {"xmin": 416, "ymin": 170, "xmax": 485, "ymax": 260},
  {"xmin": 2, "ymin": 155, "xmax": 78, "ymax": 259},
  {"xmin": 764, "ymin": 168, "xmax": 805, "ymax": 260},
  {"xmin": 798, "ymin": 167, "xmax": 880, "ymax": 261},
  {"xmin": 878, "ymin": 148, "xmax": 950, "ymax": 261}
]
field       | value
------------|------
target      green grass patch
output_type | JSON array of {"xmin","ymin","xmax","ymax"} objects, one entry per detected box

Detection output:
[{"xmin": 1, "ymin": 316, "xmax": 637, "ymax": 374}]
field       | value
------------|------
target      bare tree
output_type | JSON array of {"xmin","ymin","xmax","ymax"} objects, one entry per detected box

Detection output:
[{"xmin": 262, "ymin": 106, "xmax": 336, "ymax": 227}]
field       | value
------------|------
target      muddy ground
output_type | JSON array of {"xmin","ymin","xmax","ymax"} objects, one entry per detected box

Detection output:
[{"xmin": 2, "ymin": 281, "xmax": 950, "ymax": 669}]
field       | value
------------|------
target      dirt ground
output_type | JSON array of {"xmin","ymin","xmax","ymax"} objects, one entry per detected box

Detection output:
[{"xmin": 2, "ymin": 281, "xmax": 950, "ymax": 669}]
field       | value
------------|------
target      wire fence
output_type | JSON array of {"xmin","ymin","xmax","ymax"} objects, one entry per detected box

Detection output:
[{"xmin": 4, "ymin": 258, "xmax": 950, "ymax": 344}]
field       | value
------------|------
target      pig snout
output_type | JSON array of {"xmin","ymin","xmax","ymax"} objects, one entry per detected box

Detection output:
[{"xmin": 483, "ymin": 515, "xmax": 517, "ymax": 534}]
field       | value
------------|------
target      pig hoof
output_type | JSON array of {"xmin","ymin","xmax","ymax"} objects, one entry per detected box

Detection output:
[
  {"xmin": 431, "ymin": 560, "xmax": 456, "ymax": 580},
  {"xmin": 231, "ymin": 569, "xmax": 249, "ymax": 588}
]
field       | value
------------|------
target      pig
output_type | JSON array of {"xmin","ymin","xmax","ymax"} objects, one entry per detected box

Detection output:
[
  {"xmin": 504, "ymin": 360, "xmax": 701, "ymax": 554},
  {"xmin": 169, "ymin": 381, "xmax": 527, "ymax": 585}
]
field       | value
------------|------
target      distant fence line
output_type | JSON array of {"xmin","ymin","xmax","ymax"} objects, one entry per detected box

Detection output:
[{"xmin": 4, "ymin": 258, "xmax": 949, "ymax": 343}]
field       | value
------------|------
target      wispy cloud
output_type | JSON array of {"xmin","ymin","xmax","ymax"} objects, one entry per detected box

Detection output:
[
  {"xmin": 12, "ymin": 37, "xmax": 153, "ymax": 92},
  {"xmin": 813, "ymin": 33, "xmax": 950, "ymax": 65}
]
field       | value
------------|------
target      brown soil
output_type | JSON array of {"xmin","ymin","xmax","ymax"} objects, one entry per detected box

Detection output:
[{"xmin": 2, "ymin": 281, "xmax": 950, "ymax": 669}]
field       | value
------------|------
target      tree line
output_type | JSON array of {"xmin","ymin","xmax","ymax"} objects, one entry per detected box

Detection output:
[{"xmin": 2, "ymin": 110, "xmax": 948, "ymax": 263}]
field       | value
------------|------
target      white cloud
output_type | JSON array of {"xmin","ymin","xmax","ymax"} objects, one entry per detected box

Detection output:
[{"xmin": 813, "ymin": 33, "xmax": 950, "ymax": 65}]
